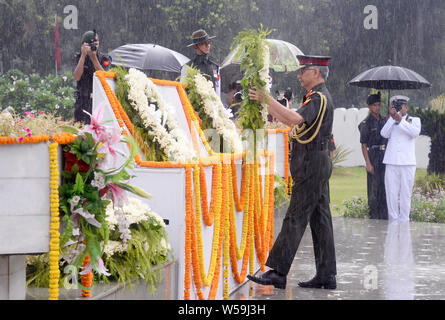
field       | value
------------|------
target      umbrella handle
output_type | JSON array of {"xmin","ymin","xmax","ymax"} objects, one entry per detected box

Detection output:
[{"xmin": 388, "ymin": 89, "xmax": 391, "ymax": 111}]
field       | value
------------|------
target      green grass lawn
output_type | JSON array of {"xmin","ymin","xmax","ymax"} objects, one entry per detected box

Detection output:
[{"xmin": 329, "ymin": 166, "xmax": 427, "ymax": 217}]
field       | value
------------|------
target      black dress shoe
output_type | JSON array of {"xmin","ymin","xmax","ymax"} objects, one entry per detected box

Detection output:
[
  {"xmin": 247, "ymin": 270, "xmax": 287, "ymax": 289},
  {"xmin": 298, "ymin": 275, "xmax": 337, "ymax": 289}
]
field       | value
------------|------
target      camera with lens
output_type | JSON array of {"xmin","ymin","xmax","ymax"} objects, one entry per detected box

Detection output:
[
  {"xmin": 87, "ymin": 39, "xmax": 97, "ymax": 52},
  {"xmin": 392, "ymin": 100, "xmax": 404, "ymax": 112},
  {"xmin": 84, "ymin": 29, "xmax": 98, "ymax": 52},
  {"xmin": 233, "ymin": 91, "xmax": 243, "ymax": 103}
]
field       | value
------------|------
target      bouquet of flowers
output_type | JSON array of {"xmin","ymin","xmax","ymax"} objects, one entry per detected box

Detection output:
[
  {"xmin": 114, "ymin": 67, "xmax": 196, "ymax": 163},
  {"xmin": 58, "ymin": 105, "xmax": 152, "ymax": 284},
  {"xmin": 183, "ymin": 65, "xmax": 243, "ymax": 154},
  {"xmin": 102, "ymin": 197, "xmax": 171, "ymax": 289},
  {"xmin": 231, "ymin": 25, "xmax": 272, "ymax": 132}
]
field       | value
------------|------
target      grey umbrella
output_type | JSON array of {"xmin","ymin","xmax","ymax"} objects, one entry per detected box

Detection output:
[
  {"xmin": 348, "ymin": 65, "xmax": 431, "ymax": 107},
  {"xmin": 220, "ymin": 39, "xmax": 304, "ymax": 93},
  {"xmin": 109, "ymin": 43, "xmax": 190, "ymax": 73}
]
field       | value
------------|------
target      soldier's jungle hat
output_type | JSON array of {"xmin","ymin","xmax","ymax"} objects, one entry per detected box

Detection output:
[
  {"xmin": 297, "ymin": 55, "xmax": 331, "ymax": 70},
  {"xmin": 187, "ymin": 29, "xmax": 216, "ymax": 47}
]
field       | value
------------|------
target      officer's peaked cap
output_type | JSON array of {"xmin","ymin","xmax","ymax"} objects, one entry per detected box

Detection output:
[
  {"xmin": 297, "ymin": 55, "xmax": 331, "ymax": 69},
  {"xmin": 390, "ymin": 95, "xmax": 410, "ymax": 104}
]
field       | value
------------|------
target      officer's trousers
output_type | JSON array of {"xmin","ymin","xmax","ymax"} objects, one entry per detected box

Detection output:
[
  {"xmin": 384, "ymin": 164, "xmax": 416, "ymax": 222},
  {"xmin": 74, "ymin": 95, "xmax": 93, "ymax": 125},
  {"xmin": 266, "ymin": 150, "xmax": 337, "ymax": 277},
  {"xmin": 367, "ymin": 149, "xmax": 388, "ymax": 219}
]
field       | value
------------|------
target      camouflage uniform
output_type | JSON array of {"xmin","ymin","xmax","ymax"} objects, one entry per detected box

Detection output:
[
  {"xmin": 266, "ymin": 83, "xmax": 337, "ymax": 278},
  {"xmin": 359, "ymin": 114, "xmax": 388, "ymax": 219}
]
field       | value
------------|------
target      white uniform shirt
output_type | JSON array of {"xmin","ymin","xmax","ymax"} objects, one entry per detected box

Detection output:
[{"xmin": 380, "ymin": 115, "xmax": 421, "ymax": 166}]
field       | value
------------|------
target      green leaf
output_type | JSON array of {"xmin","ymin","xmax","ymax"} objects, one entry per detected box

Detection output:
[
  {"xmin": 114, "ymin": 182, "xmax": 152, "ymax": 199},
  {"xmin": 73, "ymin": 173, "xmax": 85, "ymax": 194}
]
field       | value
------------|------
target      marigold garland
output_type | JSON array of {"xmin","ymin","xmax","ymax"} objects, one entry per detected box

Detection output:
[
  {"xmin": 94, "ymin": 70, "xmax": 279, "ymax": 299},
  {"xmin": 229, "ymin": 163, "xmax": 251, "ymax": 260},
  {"xmin": 48, "ymin": 142, "xmax": 60, "ymax": 300},
  {"xmin": 200, "ymin": 163, "xmax": 222, "ymax": 226},
  {"xmin": 81, "ymin": 255, "xmax": 93, "ymax": 297},
  {"xmin": 184, "ymin": 166, "xmax": 193, "ymax": 300},
  {"xmin": 193, "ymin": 164, "xmax": 223, "ymax": 287},
  {"xmin": 228, "ymin": 163, "xmax": 252, "ymax": 284}
]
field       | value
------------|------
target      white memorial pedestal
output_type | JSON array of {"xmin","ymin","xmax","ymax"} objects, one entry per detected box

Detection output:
[
  {"xmin": 0, "ymin": 143, "xmax": 62, "ymax": 299},
  {"xmin": 93, "ymin": 72, "xmax": 276, "ymax": 299}
]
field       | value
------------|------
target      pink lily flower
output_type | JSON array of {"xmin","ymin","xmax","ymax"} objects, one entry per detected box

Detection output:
[
  {"xmin": 79, "ymin": 258, "xmax": 111, "ymax": 277},
  {"xmin": 107, "ymin": 183, "xmax": 128, "ymax": 207},
  {"xmin": 83, "ymin": 104, "xmax": 107, "ymax": 141},
  {"xmin": 98, "ymin": 127, "xmax": 124, "ymax": 165}
]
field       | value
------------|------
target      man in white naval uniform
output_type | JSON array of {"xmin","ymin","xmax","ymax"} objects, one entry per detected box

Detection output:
[{"xmin": 380, "ymin": 96, "xmax": 421, "ymax": 221}]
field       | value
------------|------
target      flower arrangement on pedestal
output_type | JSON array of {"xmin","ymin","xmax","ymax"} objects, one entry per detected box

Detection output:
[
  {"xmin": 114, "ymin": 67, "xmax": 196, "ymax": 163},
  {"xmin": 102, "ymin": 198, "xmax": 171, "ymax": 289},
  {"xmin": 182, "ymin": 65, "xmax": 243, "ymax": 154},
  {"xmin": 231, "ymin": 25, "xmax": 272, "ymax": 132},
  {"xmin": 26, "ymin": 196, "xmax": 171, "ymax": 292},
  {"xmin": 26, "ymin": 106, "xmax": 171, "ymax": 297},
  {"xmin": 58, "ymin": 106, "xmax": 159, "ymax": 294},
  {"xmin": 0, "ymin": 109, "xmax": 79, "ymax": 142}
]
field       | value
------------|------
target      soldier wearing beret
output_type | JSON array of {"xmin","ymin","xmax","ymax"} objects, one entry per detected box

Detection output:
[
  {"xmin": 73, "ymin": 30, "xmax": 112, "ymax": 124},
  {"xmin": 247, "ymin": 55, "xmax": 337, "ymax": 290},
  {"xmin": 358, "ymin": 92, "xmax": 388, "ymax": 220},
  {"xmin": 181, "ymin": 29, "xmax": 221, "ymax": 97}
]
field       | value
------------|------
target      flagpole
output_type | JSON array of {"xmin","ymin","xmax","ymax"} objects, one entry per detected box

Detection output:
[{"xmin": 55, "ymin": 14, "xmax": 58, "ymax": 76}]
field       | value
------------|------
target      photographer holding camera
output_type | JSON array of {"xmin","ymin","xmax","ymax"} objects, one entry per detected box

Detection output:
[
  {"xmin": 73, "ymin": 30, "xmax": 112, "ymax": 124},
  {"xmin": 380, "ymin": 95, "xmax": 421, "ymax": 222},
  {"xmin": 226, "ymin": 81, "xmax": 243, "ymax": 120}
]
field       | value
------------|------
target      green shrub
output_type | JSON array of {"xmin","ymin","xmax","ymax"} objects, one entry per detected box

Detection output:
[
  {"xmin": 274, "ymin": 175, "xmax": 290, "ymax": 209},
  {"xmin": 411, "ymin": 100, "xmax": 445, "ymax": 175},
  {"xmin": 0, "ymin": 69, "xmax": 75, "ymax": 120},
  {"xmin": 332, "ymin": 144, "xmax": 352, "ymax": 167},
  {"xmin": 339, "ymin": 188, "xmax": 445, "ymax": 223},
  {"xmin": 337, "ymin": 195, "xmax": 369, "ymax": 219},
  {"xmin": 414, "ymin": 173, "xmax": 445, "ymax": 194},
  {"xmin": 410, "ymin": 188, "xmax": 445, "ymax": 223}
]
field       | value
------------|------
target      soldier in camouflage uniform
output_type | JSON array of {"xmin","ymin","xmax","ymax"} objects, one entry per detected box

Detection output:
[
  {"xmin": 359, "ymin": 92, "xmax": 388, "ymax": 220},
  {"xmin": 247, "ymin": 55, "xmax": 337, "ymax": 290},
  {"xmin": 73, "ymin": 30, "xmax": 112, "ymax": 124}
]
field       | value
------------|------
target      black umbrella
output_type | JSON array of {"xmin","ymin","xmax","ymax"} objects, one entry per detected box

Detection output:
[
  {"xmin": 109, "ymin": 44, "xmax": 190, "ymax": 73},
  {"xmin": 348, "ymin": 65, "xmax": 431, "ymax": 107}
]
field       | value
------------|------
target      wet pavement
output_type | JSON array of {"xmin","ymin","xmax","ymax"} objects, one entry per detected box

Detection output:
[{"xmin": 230, "ymin": 216, "xmax": 445, "ymax": 300}]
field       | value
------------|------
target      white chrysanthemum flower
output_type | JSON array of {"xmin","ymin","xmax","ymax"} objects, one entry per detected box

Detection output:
[
  {"xmin": 91, "ymin": 172, "xmax": 106, "ymax": 190},
  {"xmin": 125, "ymin": 68, "xmax": 196, "ymax": 162},
  {"xmin": 103, "ymin": 240, "xmax": 128, "ymax": 257},
  {"xmin": 192, "ymin": 72, "xmax": 243, "ymax": 154}
]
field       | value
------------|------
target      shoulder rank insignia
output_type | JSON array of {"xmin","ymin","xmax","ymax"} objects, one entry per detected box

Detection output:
[{"xmin": 300, "ymin": 90, "xmax": 320, "ymax": 108}]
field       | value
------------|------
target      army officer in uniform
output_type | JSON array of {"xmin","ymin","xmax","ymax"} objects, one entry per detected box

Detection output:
[
  {"xmin": 247, "ymin": 55, "xmax": 337, "ymax": 290},
  {"xmin": 181, "ymin": 29, "xmax": 221, "ymax": 97},
  {"xmin": 358, "ymin": 92, "xmax": 388, "ymax": 220}
]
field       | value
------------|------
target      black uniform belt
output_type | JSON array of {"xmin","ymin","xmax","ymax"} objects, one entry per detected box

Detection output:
[{"xmin": 368, "ymin": 144, "xmax": 386, "ymax": 151}]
